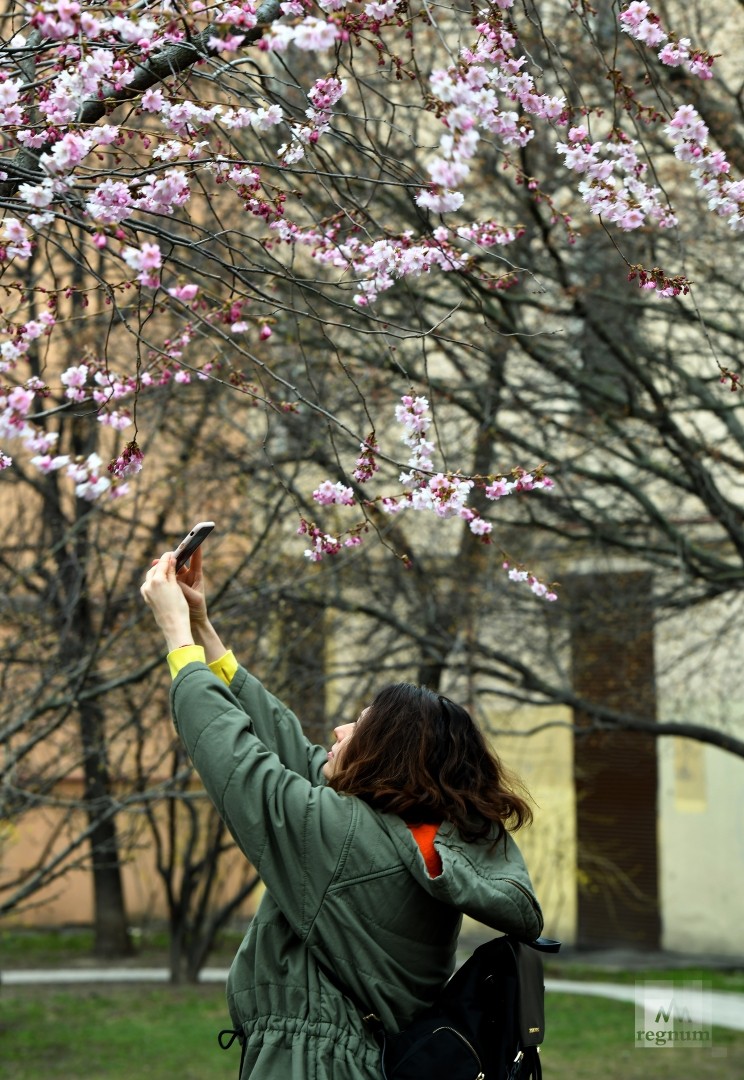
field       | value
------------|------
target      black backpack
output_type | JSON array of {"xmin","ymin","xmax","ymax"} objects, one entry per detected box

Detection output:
[{"xmin": 352, "ymin": 935, "xmax": 561, "ymax": 1080}]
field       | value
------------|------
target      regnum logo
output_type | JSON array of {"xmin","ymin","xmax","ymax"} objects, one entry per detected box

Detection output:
[{"xmin": 635, "ymin": 981, "xmax": 713, "ymax": 1048}]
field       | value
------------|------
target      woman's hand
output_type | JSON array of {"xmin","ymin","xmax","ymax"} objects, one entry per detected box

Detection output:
[
  {"xmin": 141, "ymin": 552, "xmax": 194, "ymax": 653},
  {"xmin": 176, "ymin": 545, "xmax": 209, "ymax": 629}
]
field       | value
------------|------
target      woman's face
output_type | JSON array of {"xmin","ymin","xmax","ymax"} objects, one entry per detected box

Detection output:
[{"xmin": 322, "ymin": 708, "xmax": 368, "ymax": 779}]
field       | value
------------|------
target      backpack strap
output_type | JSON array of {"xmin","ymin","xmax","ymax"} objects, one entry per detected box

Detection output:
[
  {"xmin": 528, "ymin": 936, "xmax": 562, "ymax": 954},
  {"xmin": 511, "ymin": 940, "xmax": 547, "ymax": 1049}
]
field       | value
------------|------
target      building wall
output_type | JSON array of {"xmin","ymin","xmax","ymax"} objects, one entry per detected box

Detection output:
[
  {"xmin": 658, "ymin": 737, "xmax": 744, "ymax": 955},
  {"xmin": 490, "ymin": 707, "xmax": 577, "ymax": 948},
  {"xmin": 4, "ymin": 706, "xmax": 742, "ymax": 960},
  {"xmin": 655, "ymin": 598, "xmax": 744, "ymax": 957},
  {"xmin": 1, "ymin": 794, "xmax": 261, "ymax": 928},
  {"xmin": 488, "ymin": 706, "xmax": 744, "ymax": 959}
]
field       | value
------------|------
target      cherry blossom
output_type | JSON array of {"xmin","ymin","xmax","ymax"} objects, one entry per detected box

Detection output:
[
  {"xmin": 665, "ymin": 106, "xmax": 744, "ymax": 231},
  {"xmin": 298, "ymin": 519, "xmax": 343, "ymax": 561},
  {"xmin": 168, "ymin": 284, "xmax": 200, "ymax": 302},
  {"xmin": 503, "ymin": 561, "xmax": 558, "ymax": 602},
  {"xmin": 66, "ymin": 452, "xmax": 112, "ymax": 500},
  {"xmin": 108, "ymin": 441, "xmax": 144, "ymax": 478},
  {"xmin": 352, "ymin": 438, "xmax": 380, "ymax": 483},
  {"xmin": 31, "ymin": 453, "xmax": 71, "ymax": 473},
  {"xmin": 618, "ymin": 3, "xmax": 714, "ymax": 80},
  {"xmin": 312, "ymin": 480, "xmax": 355, "ymax": 506},
  {"xmin": 305, "ymin": 394, "xmax": 555, "ymax": 575},
  {"xmin": 0, "ymin": 0, "xmax": 735, "ymax": 593},
  {"xmin": 122, "ymin": 242, "xmax": 163, "ymax": 287},
  {"xmin": 3, "ymin": 217, "xmax": 32, "ymax": 259}
]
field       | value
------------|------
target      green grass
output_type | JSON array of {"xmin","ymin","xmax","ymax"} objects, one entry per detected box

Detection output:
[
  {"xmin": 546, "ymin": 992, "xmax": 743, "ymax": 1080},
  {"xmin": 544, "ymin": 961, "xmax": 744, "ymax": 995},
  {"xmin": 0, "ymin": 984, "xmax": 741, "ymax": 1080},
  {"xmin": 0, "ymin": 928, "xmax": 101, "ymax": 965},
  {"xmin": 0, "ymin": 927, "xmax": 245, "ymax": 967},
  {"xmin": 1, "ymin": 985, "xmax": 236, "ymax": 1080}
]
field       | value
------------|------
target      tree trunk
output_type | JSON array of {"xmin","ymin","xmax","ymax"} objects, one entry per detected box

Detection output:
[{"xmin": 78, "ymin": 695, "xmax": 133, "ymax": 958}]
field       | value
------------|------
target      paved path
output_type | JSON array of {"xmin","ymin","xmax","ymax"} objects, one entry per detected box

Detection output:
[
  {"xmin": 544, "ymin": 978, "xmax": 744, "ymax": 1033},
  {"xmin": 3, "ymin": 968, "xmax": 743, "ymax": 1032}
]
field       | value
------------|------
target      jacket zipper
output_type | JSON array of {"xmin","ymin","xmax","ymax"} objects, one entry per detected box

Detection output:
[
  {"xmin": 504, "ymin": 877, "xmax": 542, "ymax": 915},
  {"xmin": 432, "ymin": 1025, "xmax": 485, "ymax": 1079}
]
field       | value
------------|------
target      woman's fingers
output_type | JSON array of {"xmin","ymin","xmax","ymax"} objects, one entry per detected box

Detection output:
[
  {"xmin": 142, "ymin": 553, "xmax": 176, "ymax": 599},
  {"xmin": 177, "ymin": 544, "xmax": 202, "ymax": 586}
]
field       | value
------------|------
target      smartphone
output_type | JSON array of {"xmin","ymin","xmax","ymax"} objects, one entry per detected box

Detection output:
[{"xmin": 174, "ymin": 521, "xmax": 215, "ymax": 571}]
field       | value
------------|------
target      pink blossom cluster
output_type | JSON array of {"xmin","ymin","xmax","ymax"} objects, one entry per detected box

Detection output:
[
  {"xmin": 502, "ymin": 561, "xmax": 558, "ymax": 602},
  {"xmin": 33, "ymin": 47, "xmax": 131, "ymax": 125},
  {"xmin": 213, "ymin": 0, "xmax": 260, "ymax": 37},
  {"xmin": 83, "ymin": 168, "xmax": 190, "ymax": 229},
  {"xmin": 134, "ymin": 170, "xmax": 192, "ymax": 215},
  {"xmin": 456, "ymin": 221, "xmax": 524, "ymax": 248},
  {"xmin": 394, "ymin": 394, "xmax": 434, "ymax": 480},
  {"xmin": 0, "ymin": 77, "xmax": 24, "ymax": 129},
  {"xmin": 618, "ymin": 3, "xmax": 714, "ymax": 80},
  {"xmin": 278, "ymin": 0, "xmax": 400, "ymax": 15},
  {"xmin": 289, "ymin": 228, "xmax": 469, "ymax": 306},
  {"xmin": 60, "ymin": 363, "xmax": 90, "ymax": 404},
  {"xmin": 0, "ymin": 384, "xmax": 39, "ymax": 449},
  {"xmin": 718, "ymin": 364, "xmax": 742, "ymax": 392},
  {"xmin": 627, "ymin": 263, "xmax": 691, "ymax": 297},
  {"xmin": 218, "ymin": 104, "xmax": 284, "ymax": 133},
  {"xmin": 380, "ymin": 399, "xmax": 554, "ymax": 541},
  {"xmin": 168, "ymin": 283, "xmax": 200, "ymax": 303},
  {"xmin": 2, "ymin": 217, "xmax": 33, "ymax": 260},
  {"xmin": 410, "ymin": 473, "xmax": 475, "ymax": 519},
  {"xmin": 410, "ymin": 1, "xmax": 686, "ymax": 254},
  {"xmin": 2, "ymin": 0, "xmax": 738, "ymax": 518},
  {"xmin": 352, "ymin": 437, "xmax": 380, "ymax": 483},
  {"xmin": 122, "ymin": 241, "xmax": 163, "ymax": 288},
  {"xmin": 554, "ymin": 126, "xmax": 677, "ymax": 231},
  {"xmin": 485, "ymin": 472, "xmax": 555, "ymax": 500},
  {"xmin": 385, "ymin": 468, "xmax": 553, "ymax": 537},
  {"xmin": 16, "ymin": 160, "xmax": 192, "ymax": 233},
  {"xmin": 0, "ymin": 312, "xmax": 55, "ymax": 373},
  {"xmin": 312, "ymin": 479, "xmax": 355, "ymax": 505},
  {"xmin": 306, "ymin": 396, "xmax": 555, "ymax": 560},
  {"xmin": 0, "ymin": 380, "xmax": 123, "ymax": 497},
  {"xmin": 28, "ymin": 1, "xmax": 163, "ymax": 48},
  {"xmin": 60, "ymin": 362, "xmax": 138, "ymax": 412},
  {"xmin": 263, "ymin": 15, "xmax": 341, "ymax": 54},
  {"xmin": 0, "ymin": 351, "xmax": 147, "ymax": 497},
  {"xmin": 67, "ymin": 451, "xmax": 115, "ymax": 500},
  {"xmin": 413, "ymin": 4, "xmax": 566, "ymax": 215},
  {"xmin": 108, "ymin": 440, "xmax": 144, "ymax": 478},
  {"xmin": 278, "ymin": 76, "xmax": 347, "ymax": 165},
  {"xmin": 665, "ymin": 106, "xmax": 744, "ymax": 232},
  {"xmin": 298, "ymin": 518, "xmax": 360, "ymax": 561}
]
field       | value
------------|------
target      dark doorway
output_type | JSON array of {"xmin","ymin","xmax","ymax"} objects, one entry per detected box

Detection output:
[{"xmin": 568, "ymin": 572, "xmax": 661, "ymax": 949}]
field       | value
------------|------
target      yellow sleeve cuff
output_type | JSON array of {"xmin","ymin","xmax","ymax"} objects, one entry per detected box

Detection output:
[
  {"xmin": 208, "ymin": 650, "xmax": 238, "ymax": 686},
  {"xmin": 167, "ymin": 646, "xmax": 238, "ymax": 686},
  {"xmin": 167, "ymin": 645, "xmax": 206, "ymax": 680}
]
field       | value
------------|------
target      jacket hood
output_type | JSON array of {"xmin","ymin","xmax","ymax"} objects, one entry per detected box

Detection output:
[{"xmin": 383, "ymin": 815, "xmax": 544, "ymax": 941}]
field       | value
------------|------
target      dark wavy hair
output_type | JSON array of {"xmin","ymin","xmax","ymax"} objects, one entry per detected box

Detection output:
[{"xmin": 327, "ymin": 683, "xmax": 532, "ymax": 843}]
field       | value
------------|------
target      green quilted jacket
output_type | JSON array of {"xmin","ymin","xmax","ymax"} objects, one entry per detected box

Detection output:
[{"xmin": 171, "ymin": 661, "xmax": 543, "ymax": 1080}]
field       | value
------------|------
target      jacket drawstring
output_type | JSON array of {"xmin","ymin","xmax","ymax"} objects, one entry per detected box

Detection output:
[{"xmin": 218, "ymin": 1027, "xmax": 247, "ymax": 1078}]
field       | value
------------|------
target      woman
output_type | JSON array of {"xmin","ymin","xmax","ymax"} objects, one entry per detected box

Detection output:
[{"xmin": 141, "ymin": 549, "xmax": 543, "ymax": 1079}]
